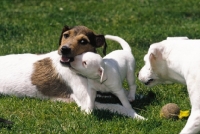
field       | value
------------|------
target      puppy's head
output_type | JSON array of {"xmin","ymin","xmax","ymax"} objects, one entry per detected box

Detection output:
[
  {"xmin": 58, "ymin": 25, "xmax": 107, "ymax": 65},
  {"xmin": 70, "ymin": 52, "xmax": 107, "ymax": 83},
  {"xmin": 138, "ymin": 43, "xmax": 171, "ymax": 86}
]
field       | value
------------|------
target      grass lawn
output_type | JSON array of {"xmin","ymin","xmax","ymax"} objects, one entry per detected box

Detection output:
[{"xmin": 0, "ymin": 0, "xmax": 200, "ymax": 133}]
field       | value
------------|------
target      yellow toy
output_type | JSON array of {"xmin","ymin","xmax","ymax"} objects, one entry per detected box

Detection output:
[{"xmin": 160, "ymin": 103, "xmax": 190, "ymax": 119}]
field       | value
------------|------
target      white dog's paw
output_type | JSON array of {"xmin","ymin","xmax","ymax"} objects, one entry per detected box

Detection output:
[
  {"xmin": 127, "ymin": 91, "xmax": 135, "ymax": 102},
  {"xmin": 82, "ymin": 108, "xmax": 93, "ymax": 114},
  {"xmin": 127, "ymin": 94, "xmax": 135, "ymax": 102},
  {"xmin": 127, "ymin": 88, "xmax": 136, "ymax": 102},
  {"xmin": 134, "ymin": 114, "xmax": 146, "ymax": 120}
]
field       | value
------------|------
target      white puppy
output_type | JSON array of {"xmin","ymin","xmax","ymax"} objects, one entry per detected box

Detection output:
[
  {"xmin": 138, "ymin": 37, "xmax": 200, "ymax": 133},
  {"xmin": 70, "ymin": 35, "xmax": 144, "ymax": 120}
]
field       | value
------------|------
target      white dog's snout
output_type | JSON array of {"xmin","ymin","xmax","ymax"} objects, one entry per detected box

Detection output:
[{"xmin": 137, "ymin": 68, "xmax": 146, "ymax": 81}]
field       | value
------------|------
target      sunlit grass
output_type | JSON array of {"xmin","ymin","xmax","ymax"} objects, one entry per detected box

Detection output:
[{"xmin": 0, "ymin": 0, "xmax": 199, "ymax": 133}]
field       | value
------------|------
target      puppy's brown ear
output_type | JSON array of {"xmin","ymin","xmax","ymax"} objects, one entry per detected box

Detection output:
[
  {"xmin": 58, "ymin": 25, "xmax": 71, "ymax": 46},
  {"xmin": 95, "ymin": 35, "xmax": 107, "ymax": 55}
]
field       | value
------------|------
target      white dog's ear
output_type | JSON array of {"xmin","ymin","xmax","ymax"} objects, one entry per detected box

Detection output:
[
  {"xmin": 149, "ymin": 47, "xmax": 162, "ymax": 64},
  {"xmin": 149, "ymin": 53, "xmax": 156, "ymax": 62},
  {"xmin": 99, "ymin": 67, "xmax": 107, "ymax": 83},
  {"xmin": 82, "ymin": 61, "xmax": 87, "ymax": 68}
]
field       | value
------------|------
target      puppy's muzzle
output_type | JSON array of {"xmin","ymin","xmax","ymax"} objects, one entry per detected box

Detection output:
[
  {"xmin": 60, "ymin": 46, "xmax": 74, "ymax": 65},
  {"xmin": 61, "ymin": 46, "xmax": 71, "ymax": 55}
]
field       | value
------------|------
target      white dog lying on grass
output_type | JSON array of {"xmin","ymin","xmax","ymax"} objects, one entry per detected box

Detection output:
[
  {"xmin": 70, "ymin": 35, "xmax": 145, "ymax": 120},
  {"xmin": 138, "ymin": 37, "xmax": 200, "ymax": 133}
]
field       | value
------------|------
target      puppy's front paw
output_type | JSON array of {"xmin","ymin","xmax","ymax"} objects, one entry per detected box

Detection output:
[
  {"xmin": 134, "ymin": 113, "xmax": 146, "ymax": 120},
  {"xmin": 127, "ymin": 94, "xmax": 135, "ymax": 102},
  {"xmin": 82, "ymin": 108, "xmax": 93, "ymax": 114},
  {"xmin": 127, "ymin": 88, "xmax": 136, "ymax": 102},
  {"xmin": 86, "ymin": 108, "xmax": 93, "ymax": 114}
]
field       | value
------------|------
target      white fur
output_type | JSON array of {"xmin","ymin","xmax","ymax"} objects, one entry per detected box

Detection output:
[
  {"xmin": 0, "ymin": 53, "xmax": 47, "ymax": 98},
  {"xmin": 0, "ymin": 50, "xmax": 145, "ymax": 119},
  {"xmin": 166, "ymin": 37, "xmax": 189, "ymax": 40},
  {"xmin": 0, "ymin": 51, "xmax": 89, "ymax": 110},
  {"xmin": 70, "ymin": 35, "xmax": 144, "ymax": 120},
  {"xmin": 138, "ymin": 37, "xmax": 200, "ymax": 133}
]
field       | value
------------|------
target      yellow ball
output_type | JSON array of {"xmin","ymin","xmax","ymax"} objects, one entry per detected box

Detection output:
[{"xmin": 160, "ymin": 103, "xmax": 180, "ymax": 119}]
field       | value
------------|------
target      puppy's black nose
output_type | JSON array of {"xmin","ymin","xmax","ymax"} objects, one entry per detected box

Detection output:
[{"xmin": 61, "ymin": 46, "xmax": 71, "ymax": 55}]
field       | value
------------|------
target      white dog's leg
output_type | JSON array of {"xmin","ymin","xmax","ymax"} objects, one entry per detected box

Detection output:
[
  {"xmin": 180, "ymin": 83, "xmax": 200, "ymax": 134},
  {"xmin": 114, "ymin": 89, "xmax": 133, "ymax": 109},
  {"xmin": 127, "ymin": 85, "xmax": 136, "ymax": 102},
  {"xmin": 126, "ymin": 62, "xmax": 137, "ymax": 102},
  {"xmin": 180, "ymin": 109, "xmax": 200, "ymax": 134},
  {"xmin": 85, "ymin": 87, "xmax": 97, "ymax": 114},
  {"xmin": 94, "ymin": 102, "xmax": 145, "ymax": 120}
]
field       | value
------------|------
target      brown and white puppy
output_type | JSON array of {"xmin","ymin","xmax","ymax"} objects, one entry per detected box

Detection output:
[{"xmin": 0, "ymin": 25, "xmax": 140, "ymax": 119}]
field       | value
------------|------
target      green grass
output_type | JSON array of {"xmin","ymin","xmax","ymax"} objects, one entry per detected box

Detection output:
[{"xmin": 0, "ymin": 0, "xmax": 199, "ymax": 133}]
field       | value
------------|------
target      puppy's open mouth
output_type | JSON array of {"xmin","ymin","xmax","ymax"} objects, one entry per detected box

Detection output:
[
  {"xmin": 145, "ymin": 79, "xmax": 154, "ymax": 85},
  {"xmin": 60, "ymin": 55, "xmax": 74, "ymax": 65}
]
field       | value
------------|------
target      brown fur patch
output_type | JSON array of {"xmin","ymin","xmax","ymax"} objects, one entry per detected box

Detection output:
[{"xmin": 31, "ymin": 58, "xmax": 72, "ymax": 98}]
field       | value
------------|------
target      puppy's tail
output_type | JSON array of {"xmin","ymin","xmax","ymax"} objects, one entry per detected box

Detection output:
[{"xmin": 105, "ymin": 35, "xmax": 131, "ymax": 51}]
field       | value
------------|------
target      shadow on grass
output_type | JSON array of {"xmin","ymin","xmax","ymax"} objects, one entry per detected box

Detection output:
[
  {"xmin": 95, "ymin": 90, "xmax": 156, "ymax": 108},
  {"xmin": 0, "ymin": 118, "xmax": 13, "ymax": 130},
  {"xmin": 94, "ymin": 90, "xmax": 156, "ymax": 120},
  {"xmin": 93, "ymin": 109, "xmax": 126, "ymax": 121},
  {"xmin": 132, "ymin": 90, "xmax": 156, "ymax": 111}
]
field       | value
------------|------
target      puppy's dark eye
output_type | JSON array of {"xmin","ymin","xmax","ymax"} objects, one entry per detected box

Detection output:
[
  {"xmin": 63, "ymin": 33, "xmax": 69, "ymax": 39},
  {"xmin": 79, "ymin": 39, "xmax": 88, "ymax": 45}
]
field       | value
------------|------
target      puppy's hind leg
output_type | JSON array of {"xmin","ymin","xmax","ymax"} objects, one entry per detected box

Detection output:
[
  {"xmin": 126, "ymin": 61, "xmax": 137, "ymax": 102},
  {"xmin": 114, "ymin": 89, "xmax": 133, "ymax": 109},
  {"xmin": 94, "ymin": 102, "xmax": 145, "ymax": 120}
]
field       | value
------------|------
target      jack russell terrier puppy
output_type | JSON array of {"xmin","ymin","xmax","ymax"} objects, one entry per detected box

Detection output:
[
  {"xmin": 70, "ymin": 35, "xmax": 145, "ymax": 120},
  {"xmin": 138, "ymin": 37, "xmax": 200, "ymax": 133}
]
